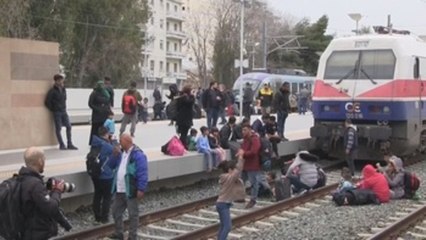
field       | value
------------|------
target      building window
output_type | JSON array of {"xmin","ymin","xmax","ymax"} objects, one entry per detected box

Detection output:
[
  {"xmin": 151, "ymin": 0, "xmax": 154, "ymax": 5},
  {"xmin": 174, "ymin": 63, "xmax": 178, "ymax": 72},
  {"xmin": 150, "ymin": 60, "xmax": 155, "ymax": 71},
  {"xmin": 160, "ymin": 19, "xmax": 164, "ymax": 29},
  {"xmin": 166, "ymin": 2, "xmax": 170, "ymax": 11},
  {"xmin": 160, "ymin": 40, "xmax": 163, "ymax": 50},
  {"xmin": 174, "ymin": 23, "xmax": 178, "ymax": 31},
  {"xmin": 166, "ymin": 62, "xmax": 170, "ymax": 72},
  {"xmin": 160, "ymin": 0, "xmax": 163, "ymax": 5},
  {"xmin": 174, "ymin": 5, "xmax": 178, "ymax": 12},
  {"xmin": 151, "ymin": 17, "xmax": 154, "ymax": 25},
  {"xmin": 174, "ymin": 43, "xmax": 178, "ymax": 51},
  {"xmin": 166, "ymin": 22, "xmax": 169, "ymax": 31},
  {"xmin": 166, "ymin": 41, "xmax": 170, "ymax": 51},
  {"xmin": 160, "ymin": 61, "xmax": 164, "ymax": 72}
]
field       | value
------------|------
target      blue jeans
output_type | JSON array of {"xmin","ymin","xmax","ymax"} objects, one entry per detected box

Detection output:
[
  {"xmin": 216, "ymin": 202, "xmax": 232, "ymax": 240},
  {"xmin": 277, "ymin": 110, "xmax": 288, "ymax": 138},
  {"xmin": 207, "ymin": 108, "xmax": 219, "ymax": 128},
  {"xmin": 287, "ymin": 175, "xmax": 311, "ymax": 193},
  {"xmin": 242, "ymin": 171, "xmax": 261, "ymax": 201},
  {"xmin": 53, "ymin": 111, "xmax": 72, "ymax": 147},
  {"xmin": 298, "ymin": 98, "xmax": 307, "ymax": 115}
]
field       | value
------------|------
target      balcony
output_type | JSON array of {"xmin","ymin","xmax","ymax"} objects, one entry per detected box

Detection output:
[
  {"xmin": 167, "ymin": 72, "xmax": 187, "ymax": 80},
  {"xmin": 166, "ymin": 30, "xmax": 186, "ymax": 40},
  {"xmin": 166, "ymin": 11, "xmax": 185, "ymax": 21},
  {"xmin": 166, "ymin": 50, "xmax": 185, "ymax": 59}
]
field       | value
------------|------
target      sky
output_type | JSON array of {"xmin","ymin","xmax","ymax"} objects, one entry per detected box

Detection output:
[{"xmin": 266, "ymin": 0, "xmax": 426, "ymax": 36}]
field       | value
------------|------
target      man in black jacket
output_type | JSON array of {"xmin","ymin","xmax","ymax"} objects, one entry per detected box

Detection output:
[
  {"xmin": 273, "ymin": 82, "xmax": 291, "ymax": 140},
  {"xmin": 20, "ymin": 147, "xmax": 72, "ymax": 240},
  {"xmin": 44, "ymin": 74, "xmax": 78, "ymax": 150},
  {"xmin": 202, "ymin": 81, "xmax": 222, "ymax": 128},
  {"xmin": 104, "ymin": 76, "xmax": 115, "ymax": 107}
]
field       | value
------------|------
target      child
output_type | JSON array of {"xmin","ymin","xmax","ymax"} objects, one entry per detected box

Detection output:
[
  {"xmin": 336, "ymin": 167, "xmax": 355, "ymax": 193},
  {"xmin": 103, "ymin": 111, "xmax": 115, "ymax": 141},
  {"xmin": 196, "ymin": 126, "xmax": 217, "ymax": 172},
  {"xmin": 216, "ymin": 158, "xmax": 245, "ymax": 240},
  {"xmin": 208, "ymin": 127, "xmax": 226, "ymax": 162},
  {"xmin": 187, "ymin": 128, "xmax": 198, "ymax": 151},
  {"xmin": 139, "ymin": 97, "xmax": 149, "ymax": 123}
]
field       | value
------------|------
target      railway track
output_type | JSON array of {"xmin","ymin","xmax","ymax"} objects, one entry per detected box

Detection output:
[
  {"xmin": 55, "ymin": 163, "xmax": 344, "ymax": 240},
  {"xmin": 358, "ymin": 202, "xmax": 426, "ymax": 240}
]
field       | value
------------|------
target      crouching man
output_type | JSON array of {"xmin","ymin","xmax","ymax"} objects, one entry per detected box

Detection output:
[{"xmin": 20, "ymin": 147, "xmax": 72, "ymax": 240}]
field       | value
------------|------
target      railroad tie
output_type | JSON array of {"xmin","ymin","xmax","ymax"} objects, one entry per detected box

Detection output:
[
  {"xmin": 147, "ymin": 224, "xmax": 188, "ymax": 234},
  {"xmin": 304, "ymin": 202, "xmax": 321, "ymax": 208},
  {"xmin": 199, "ymin": 209, "xmax": 236, "ymax": 217},
  {"xmin": 294, "ymin": 206, "xmax": 311, "ymax": 212},
  {"xmin": 407, "ymin": 231, "xmax": 426, "ymax": 239},
  {"xmin": 228, "ymin": 232, "xmax": 244, "ymax": 239},
  {"xmin": 415, "ymin": 226, "xmax": 426, "ymax": 232},
  {"xmin": 182, "ymin": 214, "xmax": 218, "ymax": 222},
  {"xmin": 137, "ymin": 233, "xmax": 169, "ymax": 240},
  {"xmin": 269, "ymin": 215, "xmax": 289, "ymax": 221},
  {"xmin": 165, "ymin": 219, "xmax": 205, "ymax": 228},
  {"xmin": 230, "ymin": 208, "xmax": 251, "ymax": 213},
  {"xmin": 255, "ymin": 221, "xmax": 275, "ymax": 227},
  {"xmin": 370, "ymin": 227, "xmax": 384, "ymax": 233},
  {"xmin": 356, "ymin": 233, "xmax": 373, "ymax": 238},
  {"xmin": 240, "ymin": 226, "xmax": 260, "ymax": 232}
]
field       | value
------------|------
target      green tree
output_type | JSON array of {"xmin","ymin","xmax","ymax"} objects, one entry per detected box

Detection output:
[
  {"xmin": 295, "ymin": 15, "xmax": 333, "ymax": 75},
  {"xmin": 0, "ymin": 0, "xmax": 150, "ymax": 88}
]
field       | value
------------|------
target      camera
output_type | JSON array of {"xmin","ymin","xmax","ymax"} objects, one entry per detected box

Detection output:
[{"xmin": 46, "ymin": 178, "xmax": 76, "ymax": 193}]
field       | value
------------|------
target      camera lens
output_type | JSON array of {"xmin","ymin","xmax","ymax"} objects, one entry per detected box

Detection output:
[{"xmin": 63, "ymin": 182, "xmax": 76, "ymax": 193}]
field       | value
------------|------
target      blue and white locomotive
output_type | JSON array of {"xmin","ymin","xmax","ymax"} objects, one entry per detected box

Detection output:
[{"xmin": 310, "ymin": 33, "xmax": 426, "ymax": 160}]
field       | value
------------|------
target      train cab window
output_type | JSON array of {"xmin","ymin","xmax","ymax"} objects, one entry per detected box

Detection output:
[
  {"xmin": 291, "ymin": 83, "xmax": 298, "ymax": 94},
  {"xmin": 359, "ymin": 50, "xmax": 395, "ymax": 80},
  {"xmin": 324, "ymin": 51, "xmax": 359, "ymax": 79},
  {"xmin": 324, "ymin": 50, "xmax": 395, "ymax": 80}
]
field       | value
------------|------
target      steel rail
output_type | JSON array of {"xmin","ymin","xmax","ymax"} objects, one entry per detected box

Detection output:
[
  {"xmin": 56, "ymin": 161, "xmax": 345, "ymax": 240},
  {"xmin": 172, "ymin": 183, "xmax": 338, "ymax": 240},
  {"xmin": 54, "ymin": 196, "xmax": 217, "ymax": 240},
  {"xmin": 367, "ymin": 204, "xmax": 426, "ymax": 240}
]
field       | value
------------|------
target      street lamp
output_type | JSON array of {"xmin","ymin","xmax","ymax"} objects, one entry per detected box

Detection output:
[
  {"xmin": 348, "ymin": 13, "xmax": 362, "ymax": 35},
  {"xmin": 234, "ymin": 0, "xmax": 249, "ymax": 119}
]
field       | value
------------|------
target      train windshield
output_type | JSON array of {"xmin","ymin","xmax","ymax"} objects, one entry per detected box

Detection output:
[
  {"xmin": 232, "ymin": 78, "xmax": 262, "ymax": 95},
  {"xmin": 324, "ymin": 50, "xmax": 396, "ymax": 80}
]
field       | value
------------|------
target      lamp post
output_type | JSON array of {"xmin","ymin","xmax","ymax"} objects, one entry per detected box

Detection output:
[
  {"xmin": 251, "ymin": 42, "xmax": 260, "ymax": 69},
  {"xmin": 348, "ymin": 13, "xmax": 362, "ymax": 35},
  {"xmin": 234, "ymin": 0, "xmax": 248, "ymax": 119}
]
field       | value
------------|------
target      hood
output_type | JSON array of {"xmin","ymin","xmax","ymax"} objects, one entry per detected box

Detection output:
[
  {"xmin": 348, "ymin": 124, "xmax": 357, "ymax": 131},
  {"xmin": 91, "ymin": 135, "xmax": 106, "ymax": 148},
  {"xmin": 296, "ymin": 150, "xmax": 319, "ymax": 163},
  {"xmin": 390, "ymin": 156, "xmax": 404, "ymax": 172},
  {"xmin": 362, "ymin": 164, "xmax": 377, "ymax": 178}
]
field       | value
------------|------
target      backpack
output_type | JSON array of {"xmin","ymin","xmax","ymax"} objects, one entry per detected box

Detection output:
[
  {"xmin": 259, "ymin": 137, "xmax": 273, "ymax": 171},
  {"xmin": 332, "ymin": 189, "xmax": 379, "ymax": 206},
  {"xmin": 0, "ymin": 174, "xmax": 24, "ymax": 240},
  {"xmin": 166, "ymin": 99, "xmax": 178, "ymax": 120},
  {"xmin": 403, "ymin": 171, "xmax": 420, "ymax": 199},
  {"xmin": 86, "ymin": 147, "xmax": 102, "ymax": 178},
  {"xmin": 167, "ymin": 136, "xmax": 185, "ymax": 156},
  {"xmin": 122, "ymin": 94, "xmax": 137, "ymax": 115}
]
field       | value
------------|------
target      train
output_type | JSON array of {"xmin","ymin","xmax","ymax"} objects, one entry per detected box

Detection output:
[
  {"xmin": 232, "ymin": 72, "xmax": 315, "ymax": 111},
  {"xmin": 310, "ymin": 34, "xmax": 426, "ymax": 160}
]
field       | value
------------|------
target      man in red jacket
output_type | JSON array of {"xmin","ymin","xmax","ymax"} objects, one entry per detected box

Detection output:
[
  {"xmin": 357, "ymin": 164, "xmax": 390, "ymax": 203},
  {"xmin": 237, "ymin": 124, "xmax": 261, "ymax": 209}
]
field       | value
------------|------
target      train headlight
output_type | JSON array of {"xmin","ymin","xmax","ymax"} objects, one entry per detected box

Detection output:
[{"xmin": 383, "ymin": 106, "xmax": 390, "ymax": 113}]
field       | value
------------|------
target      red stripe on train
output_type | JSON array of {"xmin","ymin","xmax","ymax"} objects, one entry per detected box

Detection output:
[
  {"xmin": 358, "ymin": 79, "xmax": 426, "ymax": 97},
  {"xmin": 313, "ymin": 80, "xmax": 350, "ymax": 97}
]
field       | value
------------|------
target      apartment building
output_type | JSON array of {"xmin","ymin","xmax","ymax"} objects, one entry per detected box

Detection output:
[{"xmin": 143, "ymin": 0, "xmax": 186, "ymax": 89}]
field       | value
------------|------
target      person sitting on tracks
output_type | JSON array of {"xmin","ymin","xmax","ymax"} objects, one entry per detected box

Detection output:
[
  {"xmin": 266, "ymin": 171, "xmax": 291, "ymax": 201},
  {"xmin": 376, "ymin": 151, "xmax": 396, "ymax": 175},
  {"xmin": 383, "ymin": 156, "xmax": 405, "ymax": 199},
  {"xmin": 252, "ymin": 113, "xmax": 269, "ymax": 137},
  {"xmin": 285, "ymin": 151, "xmax": 322, "ymax": 195},
  {"xmin": 356, "ymin": 164, "xmax": 390, "ymax": 203},
  {"xmin": 216, "ymin": 158, "xmax": 245, "ymax": 240},
  {"xmin": 335, "ymin": 167, "xmax": 356, "ymax": 193},
  {"xmin": 197, "ymin": 126, "xmax": 218, "ymax": 172},
  {"xmin": 109, "ymin": 134, "xmax": 148, "ymax": 240}
]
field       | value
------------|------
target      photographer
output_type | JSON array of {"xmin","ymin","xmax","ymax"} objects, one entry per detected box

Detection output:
[{"xmin": 19, "ymin": 147, "xmax": 72, "ymax": 240}]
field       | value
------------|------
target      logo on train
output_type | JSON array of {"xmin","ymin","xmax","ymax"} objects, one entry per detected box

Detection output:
[{"xmin": 345, "ymin": 102, "xmax": 363, "ymax": 119}]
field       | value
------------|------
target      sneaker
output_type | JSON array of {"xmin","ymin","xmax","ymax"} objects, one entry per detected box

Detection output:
[
  {"xmin": 108, "ymin": 233, "xmax": 124, "ymax": 240},
  {"xmin": 67, "ymin": 144, "xmax": 78, "ymax": 150},
  {"xmin": 59, "ymin": 145, "xmax": 67, "ymax": 150},
  {"xmin": 244, "ymin": 200, "xmax": 256, "ymax": 209}
]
